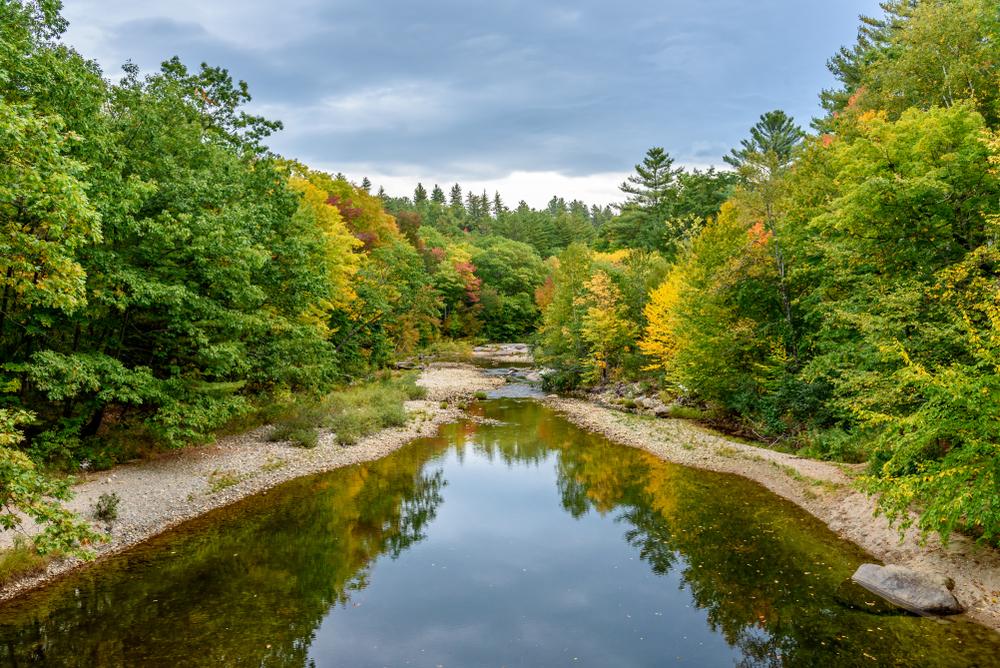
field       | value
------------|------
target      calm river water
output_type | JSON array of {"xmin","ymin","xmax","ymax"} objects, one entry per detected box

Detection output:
[{"xmin": 0, "ymin": 398, "xmax": 997, "ymax": 666}]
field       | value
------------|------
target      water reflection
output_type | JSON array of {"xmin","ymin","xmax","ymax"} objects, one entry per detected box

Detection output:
[{"xmin": 0, "ymin": 399, "xmax": 996, "ymax": 667}]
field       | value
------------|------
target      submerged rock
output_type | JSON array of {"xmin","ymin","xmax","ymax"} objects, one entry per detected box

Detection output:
[
  {"xmin": 851, "ymin": 564, "xmax": 964, "ymax": 615},
  {"xmin": 834, "ymin": 579, "xmax": 908, "ymax": 616}
]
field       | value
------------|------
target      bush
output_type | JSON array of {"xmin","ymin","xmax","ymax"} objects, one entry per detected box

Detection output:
[
  {"xmin": 264, "ymin": 372, "xmax": 423, "ymax": 447},
  {"xmin": 799, "ymin": 428, "xmax": 869, "ymax": 464},
  {"xmin": 94, "ymin": 492, "xmax": 121, "ymax": 523},
  {"xmin": 541, "ymin": 367, "xmax": 582, "ymax": 393},
  {"xmin": 405, "ymin": 383, "xmax": 428, "ymax": 400},
  {"xmin": 326, "ymin": 412, "xmax": 368, "ymax": 445},
  {"xmin": 665, "ymin": 405, "xmax": 707, "ymax": 421}
]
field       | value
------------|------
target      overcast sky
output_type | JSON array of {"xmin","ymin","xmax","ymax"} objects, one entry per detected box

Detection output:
[{"xmin": 62, "ymin": 0, "xmax": 879, "ymax": 208}]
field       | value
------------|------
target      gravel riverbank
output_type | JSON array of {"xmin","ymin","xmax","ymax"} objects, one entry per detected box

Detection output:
[
  {"xmin": 544, "ymin": 397, "xmax": 1000, "ymax": 632},
  {"xmin": 0, "ymin": 363, "xmax": 502, "ymax": 602}
]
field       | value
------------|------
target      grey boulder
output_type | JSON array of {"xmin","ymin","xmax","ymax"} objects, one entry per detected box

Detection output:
[{"xmin": 851, "ymin": 563, "xmax": 964, "ymax": 615}]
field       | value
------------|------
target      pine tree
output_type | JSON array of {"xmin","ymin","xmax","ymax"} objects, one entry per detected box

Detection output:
[
  {"xmin": 431, "ymin": 184, "xmax": 446, "ymax": 204},
  {"xmin": 414, "ymin": 182, "xmax": 428, "ymax": 203},
  {"xmin": 360, "ymin": 176, "xmax": 372, "ymax": 193},
  {"xmin": 449, "ymin": 183, "xmax": 463, "ymax": 210},
  {"xmin": 492, "ymin": 191, "xmax": 505, "ymax": 217},
  {"xmin": 602, "ymin": 147, "xmax": 682, "ymax": 253},
  {"xmin": 724, "ymin": 110, "xmax": 804, "ymax": 176},
  {"xmin": 465, "ymin": 190, "xmax": 482, "ymax": 220}
]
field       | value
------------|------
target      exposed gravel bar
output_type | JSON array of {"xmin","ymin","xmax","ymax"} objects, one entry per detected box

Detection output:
[
  {"xmin": 0, "ymin": 363, "xmax": 502, "ymax": 602},
  {"xmin": 545, "ymin": 397, "xmax": 1000, "ymax": 632}
]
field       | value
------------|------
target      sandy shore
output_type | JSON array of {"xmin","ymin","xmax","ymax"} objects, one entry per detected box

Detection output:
[
  {"xmin": 0, "ymin": 363, "xmax": 502, "ymax": 602},
  {"xmin": 544, "ymin": 397, "xmax": 1000, "ymax": 632}
]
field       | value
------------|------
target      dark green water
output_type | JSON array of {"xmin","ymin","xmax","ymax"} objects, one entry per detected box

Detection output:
[{"xmin": 0, "ymin": 399, "xmax": 998, "ymax": 667}]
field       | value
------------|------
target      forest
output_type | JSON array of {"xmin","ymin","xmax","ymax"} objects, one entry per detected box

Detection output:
[{"xmin": 1, "ymin": 0, "xmax": 999, "ymax": 554}]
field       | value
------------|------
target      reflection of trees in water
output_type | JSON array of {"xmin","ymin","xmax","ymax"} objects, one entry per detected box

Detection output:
[
  {"xmin": 0, "ymin": 439, "xmax": 449, "ymax": 667},
  {"xmin": 527, "ymin": 408, "xmax": 1000, "ymax": 668}
]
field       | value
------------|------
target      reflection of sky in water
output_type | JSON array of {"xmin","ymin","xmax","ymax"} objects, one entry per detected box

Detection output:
[
  {"xmin": 308, "ymin": 445, "xmax": 735, "ymax": 667},
  {"xmin": 487, "ymin": 382, "xmax": 545, "ymax": 399}
]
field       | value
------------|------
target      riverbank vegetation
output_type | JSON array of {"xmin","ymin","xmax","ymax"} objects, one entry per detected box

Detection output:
[
  {"xmin": 1, "ymin": 0, "xmax": 998, "ymax": 552},
  {"xmin": 536, "ymin": 0, "xmax": 1000, "ymax": 544}
]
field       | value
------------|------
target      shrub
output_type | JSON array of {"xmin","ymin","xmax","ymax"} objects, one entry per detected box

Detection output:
[{"xmin": 94, "ymin": 492, "xmax": 121, "ymax": 523}]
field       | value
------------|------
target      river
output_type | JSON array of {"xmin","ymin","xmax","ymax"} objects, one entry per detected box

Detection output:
[{"xmin": 0, "ymin": 398, "xmax": 997, "ymax": 666}]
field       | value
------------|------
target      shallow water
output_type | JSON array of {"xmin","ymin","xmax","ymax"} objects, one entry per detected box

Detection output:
[{"xmin": 0, "ymin": 399, "xmax": 998, "ymax": 667}]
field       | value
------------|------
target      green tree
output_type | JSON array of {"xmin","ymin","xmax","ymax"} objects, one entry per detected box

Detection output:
[
  {"xmin": 448, "ymin": 183, "xmax": 464, "ymax": 210},
  {"xmin": 724, "ymin": 110, "xmax": 804, "ymax": 177},
  {"xmin": 602, "ymin": 147, "xmax": 682, "ymax": 255},
  {"xmin": 413, "ymin": 182, "xmax": 428, "ymax": 203},
  {"xmin": 430, "ymin": 184, "xmax": 446, "ymax": 204}
]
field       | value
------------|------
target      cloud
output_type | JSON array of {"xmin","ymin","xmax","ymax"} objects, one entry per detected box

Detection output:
[{"xmin": 60, "ymin": 0, "xmax": 883, "ymax": 206}]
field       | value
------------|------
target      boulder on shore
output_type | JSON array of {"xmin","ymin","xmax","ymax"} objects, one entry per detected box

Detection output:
[{"xmin": 851, "ymin": 563, "xmax": 964, "ymax": 615}]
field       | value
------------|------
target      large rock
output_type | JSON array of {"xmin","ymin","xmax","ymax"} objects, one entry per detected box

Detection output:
[{"xmin": 851, "ymin": 564, "xmax": 964, "ymax": 615}]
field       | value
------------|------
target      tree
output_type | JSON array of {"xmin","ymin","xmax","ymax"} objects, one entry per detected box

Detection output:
[
  {"xmin": 820, "ymin": 0, "xmax": 915, "ymax": 119},
  {"xmin": 639, "ymin": 203, "xmax": 788, "ymax": 420},
  {"xmin": 602, "ymin": 147, "xmax": 683, "ymax": 254},
  {"xmin": 578, "ymin": 271, "xmax": 636, "ymax": 384},
  {"xmin": 821, "ymin": 0, "xmax": 999, "ymax": 128},
  {"xmin": 360, "ymin": 176, "xmax": 371, "ymax": 193},
  {"xmin": 724, "ymin": 110, "xmax": 804, "ymax": 177},
  {"xmin": 430, "ymin": 184, "xmax": 446, "ymax": 204},
  {"xmin": 536, "ymin": 244, "xmax": 594, "ymax": 388},
  {"xmin": 0, "ymin": 101, "xmax": 99, "ymax": 324},
  {"xmin": 413, "ymin": 182, "xmax": 427, "ymax": 203},
  {"xmin": 448, "ymin": 183, "xmax": 464, "ymax": 210},
  {"xmin": 725, "ymin": 110, "xmax": 805, "ymax": 365}
]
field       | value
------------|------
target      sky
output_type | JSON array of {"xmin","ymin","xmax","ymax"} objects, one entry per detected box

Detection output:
[{"xmin": 61, "ymin": 0, "xmax": 881, "ymax": 208}]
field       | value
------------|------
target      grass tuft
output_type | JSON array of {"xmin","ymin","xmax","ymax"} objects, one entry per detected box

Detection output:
[
  {"xmin": 0, "ymin": 539, "xmax": 51, "ymax": 587},
  {"xmin": 268, "ymin": 372, "xmax": 423, "ymax": 447}
]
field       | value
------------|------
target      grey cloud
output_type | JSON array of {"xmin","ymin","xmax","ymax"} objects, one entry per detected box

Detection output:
[{"xmin": 63, "ymin": 0, "xmax": 882, "ymax": 180}]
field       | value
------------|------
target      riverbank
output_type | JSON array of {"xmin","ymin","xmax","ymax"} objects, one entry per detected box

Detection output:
[
  {"xmin": 0, "ymin": 363, "xmax": 502, "ymax": 602},
  {"xmin": 544, "ymin": 396, "xmax": 1000, "ymax": 632}
]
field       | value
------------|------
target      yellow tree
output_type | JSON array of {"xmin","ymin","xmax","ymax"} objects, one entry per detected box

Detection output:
[
  {"xmin": 578, "ymin": 270, "xmax": 636, "ymax": 384},
  {"xmin": 288, "ymin": 175, "xmax": 361, "ymax": 336}
]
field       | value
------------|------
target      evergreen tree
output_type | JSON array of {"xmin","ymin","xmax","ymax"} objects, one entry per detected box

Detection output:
[
  {"xmin": 465, "ymin": 190, "xmax": 482, "ymax": 220},
  {"xmin": 492, "ymin": 191, "xmax": 505, "ymax": 217},
  {"xmin": 819, "ymin": 0, "xmax": 918, "ymax": 120},
  {"xmin": 724, "ymin": 110, "xmax": 804, "ymax": 176},
  {"xmin": 431, "ymin": 184, "xmax": 446, "ymax": 204},
  {"xmin": 360, "ymin": 176, "xmax": 372, "ymax": 193},
  {"xmin": 602, "ymin": 147, "xmax": 682, "ymax": 253},
  {"xmin": 449, "ymin": 183, "xmax": 463, "ymax": 209},
  {"xmin": 414, "ymin": 182, "xmax": 428, "ymax": 203}
]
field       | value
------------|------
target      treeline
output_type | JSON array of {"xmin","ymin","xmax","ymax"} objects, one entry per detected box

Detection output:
[{"xmin": 537, "ymin": 0, "xmax": 1000, "ymax": 543}]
